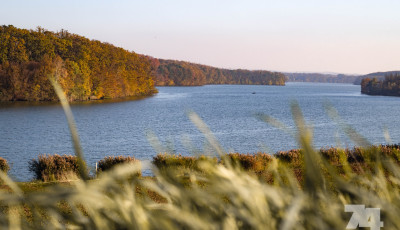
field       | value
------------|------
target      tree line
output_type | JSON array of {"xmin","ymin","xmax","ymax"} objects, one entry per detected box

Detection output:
[
  {"xmin": 354, "ymin": 71, "xmax": 400, "ymax": 85},
  {"xmin": 0, "ymin": 25, "xmax": 287, "ymax": 102},
  {"xmin": 284, "ymin": 73, "xmax": 359, "ymax": 84},
  {"xmin": 0, "ymin": 25, "xmax": 157, "ymax": 101},
  {"xmin": 148, "ymin": 58, "xmax": 286, "ymax": 86},
  {"xmin": 361, "ymin": 74, "xmax": 400, "ymax": 96}
]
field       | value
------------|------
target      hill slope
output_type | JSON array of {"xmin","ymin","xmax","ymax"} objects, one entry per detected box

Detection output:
[
  {"xmin": 0, "ymin": 25, "xmax": 157, "ymax": 101},
  {"xmin": 148, "ymin": 58, "xmax": 286, "ymax": 86},
  {"xmin": 354, "ymin": 71, "xmax": 400, "ymax": 85}
]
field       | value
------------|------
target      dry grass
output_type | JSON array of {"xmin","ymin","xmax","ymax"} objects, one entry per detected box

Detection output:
[{"xmin": 28, "ymin": 154, "xmax": 80, "ymax": 182}]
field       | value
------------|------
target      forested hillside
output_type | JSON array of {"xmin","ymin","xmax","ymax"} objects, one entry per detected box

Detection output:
[
  {"xmin": 354, "ymin": 71, "xmax": 400, "ymax": 85},
  {"xmin": 0, "ymin": 25, "xmax": 157, "ymax": 101},
  {"xmin": 361, "ymin": 73, "xmax": 400, "ymax": 96},
  {"xmin": 0, "ymin": 25, "xmax": 286, "ymax": 102},
  {"xmin": 148, "ymin": 58, "xmax": 286, "ymax": 86}
]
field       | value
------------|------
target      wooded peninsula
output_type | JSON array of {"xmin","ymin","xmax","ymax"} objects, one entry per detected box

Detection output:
[
  {"xmin": 361, "ymin": 73, "xmax": 400, "ymax": 96},
  {"xmin": 0, "ymin": 25, "xmax": 157, "ymax": 101},
  {"xmin": 0, "ymin": 25, "xmax": 286, "ymax": 102}
]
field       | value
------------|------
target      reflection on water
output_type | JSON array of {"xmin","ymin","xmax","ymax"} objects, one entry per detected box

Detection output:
[
  {"xmin": 320, "ymin": 92, "xmax": 362, "ymax": 97},
  {"xmin": 1, "ymin": 82, "xmax": 400, "ymax": 181},
  {"xmin": 154, "ymin": 92, "xmax": 188, "ymax": 100},
  {"xmin": 0, "ymin": 95, "xmax": 152, "ymax": 109}
]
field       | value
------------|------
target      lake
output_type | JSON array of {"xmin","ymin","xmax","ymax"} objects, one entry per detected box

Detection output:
[{"xmin": 1, "ymin": 82, "xmax": 400, "ymax": 181}]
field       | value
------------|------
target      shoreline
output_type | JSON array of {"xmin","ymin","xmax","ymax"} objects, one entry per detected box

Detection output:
[{"xmin": 3, "ymin": 144, "xmax": 399, "ymax": 182}]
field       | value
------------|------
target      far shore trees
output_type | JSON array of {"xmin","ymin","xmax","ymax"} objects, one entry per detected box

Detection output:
[
  {"xmin": 361, "ymin": 73, "xmax": 400, "ymax": 96},
  {"xmin": 149, "ymin": 58, "xmax": 286, "ymax": 86}
]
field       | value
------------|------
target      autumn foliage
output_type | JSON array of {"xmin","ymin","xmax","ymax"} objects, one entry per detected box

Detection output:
[
  {"xmin": 361, "ymin": 73, "xmax": 400, "ymax": 96},
  {"xmin": 149, "ymin": 58, "xmax": 286, "ymax": 86},
  {"xmin": 0, "ymin": 25, "xmax": 157, "ymax": 101},
  {"xmin": 0, "ymin": 25, "xmax": 289, "ymax": 101}
]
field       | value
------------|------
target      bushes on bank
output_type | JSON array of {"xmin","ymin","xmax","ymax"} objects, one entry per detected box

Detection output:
[
  {"xmin": 275, "ymin": 149, "xmax": 302, "ymax": 163},
  {"xmin": 0, "ymin": 157, "xmax": 10, "ymax": 173},
  {"xmin": 18, "ymin": 145, "xmax": 400, "ymax": 182},
  {"xmin": 28, "ymin": 154, "xmax": 80, "ymax": 182},
  {"xmin": 273, "ymin": 145, "xmax": 400, "ymax": 165},
  {"xmin": 318, "ymin": 145, "xmax": 400, "ymax": 165},
  {"xmin": 152, "ymin": 153, "xmax": 273, "ymax": 173},
  {"xmin": 223, "ymin": 153, "xmax": 272, "ymax": 173},
  {"xmin": 97, "ymin": 156, "xmax": 141, "ymax": 176},
  {"xmin": 152, "ymin": 154, "xmax": 217, "ymax": 172},
  {"xmin": 27, "ymin": 154, "xmax": 141, "ymax": 181},
  {"xmin": 151, "ymin": 145, "xmax": 400, "ymax": 181}
]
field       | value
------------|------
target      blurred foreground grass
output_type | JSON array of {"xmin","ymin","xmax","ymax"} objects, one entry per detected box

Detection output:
[
  {"xmin": 2, "ymin": 144, "xmax": 400, "ymax": 229},
  {"xmin": 0, "ymin": 77, "xmax": 398, "ymax": 229}
]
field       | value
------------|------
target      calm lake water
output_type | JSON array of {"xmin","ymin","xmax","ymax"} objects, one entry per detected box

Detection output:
[{"xmin": 1, "ymin": 82, "xmax": 400, "ymax": 181}]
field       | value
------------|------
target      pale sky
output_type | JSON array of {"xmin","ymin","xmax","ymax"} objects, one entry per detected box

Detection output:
[{"xmin": 1, "ymin": 0, "xmax": 399, "ymax": 74}]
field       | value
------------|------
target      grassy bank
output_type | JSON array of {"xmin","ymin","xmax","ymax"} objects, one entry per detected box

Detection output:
[
  {"xmin": 11, "ymin": 144, "xmax": 399, "ymax": 184},
  {"xmin": 1, "ymin": 142, "xmax": 400, "ymax": 229}
]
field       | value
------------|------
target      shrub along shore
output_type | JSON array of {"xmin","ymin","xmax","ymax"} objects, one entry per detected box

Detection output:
[{"xmin": 2, "ymin": 144, "xmax": 399, "ymax": 182}]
